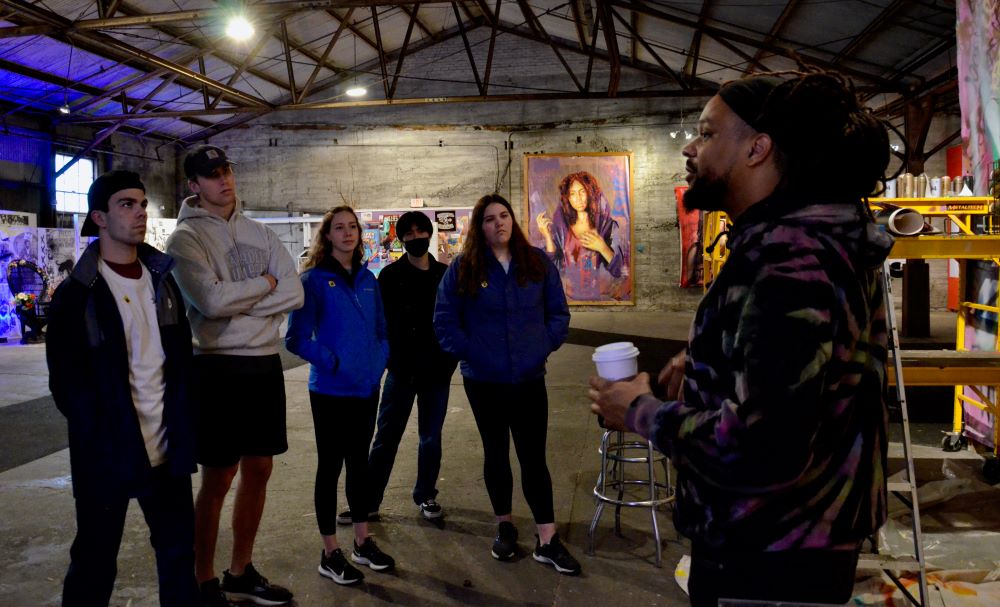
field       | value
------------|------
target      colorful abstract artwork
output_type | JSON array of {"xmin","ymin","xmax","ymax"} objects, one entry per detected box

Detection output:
[{"xmin": 523, "ymin": 153, "xmax": 634, "ymax": 305}]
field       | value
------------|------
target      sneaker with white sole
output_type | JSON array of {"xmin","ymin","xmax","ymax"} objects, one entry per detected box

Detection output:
[
  {"xmin": 351, "ymin": 537, "xmax": 395, "ymax": 571},
  {"xmin": 491, "ymin": 521, "xmax": 518, "ymax": 560},
  {"xmin": 533, "ymin": 534, "xmax": 581, "ymax": 575},
  {"xmin": 419, "ymin": 499, "xmax": 443, "ymax": 520},
  {"xmin": 318, "ymin": 548, "xmax": 364, "ymax": 585},
  {"xmin": 221, "ymin": 563, "xmax": 293, "ymax": 605}
]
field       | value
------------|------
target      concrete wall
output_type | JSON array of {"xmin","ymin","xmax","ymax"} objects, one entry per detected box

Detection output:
[{"xmin": 200, "ymin": 116, "xmax": 704, "ymax": 311}]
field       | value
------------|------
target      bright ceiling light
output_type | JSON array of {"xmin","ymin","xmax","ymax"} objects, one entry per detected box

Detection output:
[
  {"xmin": 58, "ymin": 103, "xmax": 70, "ymax": 115},
  {"xmin": 226, "ymin": 15, "xmax": 254, "ymax": 41},
  {"xmin": 669, "ymin": 131, "xmax": 678, "ymax": 139},
  {"xmin": 346, "ymin": 86, "xmax": 367, "ymax": 98},
  {"xmin": 684, "ymin": 130, "xmax": 693, "ymax": 140}
]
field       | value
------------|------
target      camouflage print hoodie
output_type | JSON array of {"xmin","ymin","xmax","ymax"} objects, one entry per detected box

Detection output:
[{"xmin": 626, "ymin": 192, "xmax": 894, "ymax": 552}]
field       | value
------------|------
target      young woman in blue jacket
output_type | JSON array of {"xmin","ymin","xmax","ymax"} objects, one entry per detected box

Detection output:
[
  {"xmin": 434, "ymin": 194, "xmax": 580, "ymax": 575},
  {"xmin": 286, "ymin": 206, "xmax": 395, "ymax": 586}
]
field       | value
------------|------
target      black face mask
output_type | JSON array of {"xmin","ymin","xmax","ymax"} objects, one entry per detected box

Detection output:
[{"xmin": 403, "ymin": 237, "xmax": 430, "ymax": 257}]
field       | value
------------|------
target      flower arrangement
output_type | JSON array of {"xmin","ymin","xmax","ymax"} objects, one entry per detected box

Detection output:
[{"xmin": 13, "ymin": 292, "xmax": 37, "ymax": 312}]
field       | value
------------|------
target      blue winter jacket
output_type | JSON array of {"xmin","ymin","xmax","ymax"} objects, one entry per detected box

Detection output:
[
  {"xmin": 434, "ymin": 247, "xmax": 570, "ymax": 384},
  {"xmin": 286, "ymin": 259, "xmax": 389, "ymax": 397}
]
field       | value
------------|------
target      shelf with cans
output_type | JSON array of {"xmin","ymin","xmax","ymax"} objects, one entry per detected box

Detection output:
[{"xmin": 699, "ymin": 195, "xmax": 1000, "ymax": 481}]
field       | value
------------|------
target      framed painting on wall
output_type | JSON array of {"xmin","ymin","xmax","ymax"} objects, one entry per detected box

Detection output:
[{"xmin": 523, "ymin": 152, "xmax": 634, "ymax": 305}]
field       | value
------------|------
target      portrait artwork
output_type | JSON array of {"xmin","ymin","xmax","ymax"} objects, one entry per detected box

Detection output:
[{"xmin": 523, "ymin": 152, "xmax": 634, "ymax": 305}]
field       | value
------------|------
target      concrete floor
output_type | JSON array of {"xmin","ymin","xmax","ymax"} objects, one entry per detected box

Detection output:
[{"xmin": 0, "ymin": 310, "xmax": 988, "ymax": 606}]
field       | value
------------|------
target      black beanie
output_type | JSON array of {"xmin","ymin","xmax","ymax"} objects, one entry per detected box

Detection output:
[
  {"xmin": 82, "ymin": 170, "xmax": 145, "ymax": 237},
  {"xmin": 717, "ymin": 76, "xmax": 782, "ymax": 132}
]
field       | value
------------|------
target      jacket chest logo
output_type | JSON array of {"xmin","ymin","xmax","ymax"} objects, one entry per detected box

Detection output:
[
  {"xmin": 328, "ymin": 280, "xmax": 336, "ymax": 287},
  {"xmin": 481, "ymin": 280, "xmax": 488, "ymax": 288}
]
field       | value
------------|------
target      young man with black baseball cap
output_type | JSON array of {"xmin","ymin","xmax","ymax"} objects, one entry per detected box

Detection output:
[
  {"xmin": 47, "ymin": 170, "xmax": 201, "ymax": 606},
  {"xmin": 167, "ymin": 145, "xmax": 303, "ymax": 606}
]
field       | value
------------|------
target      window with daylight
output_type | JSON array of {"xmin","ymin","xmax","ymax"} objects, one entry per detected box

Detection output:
[{"xmin": 54, "ymin": 153, "xmax": 95, "ymax": 214}]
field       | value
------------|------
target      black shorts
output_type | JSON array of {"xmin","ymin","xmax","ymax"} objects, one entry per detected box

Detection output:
[{"xmin": 192, "ymin": 354, "xmax": 288, "ymax": 468}]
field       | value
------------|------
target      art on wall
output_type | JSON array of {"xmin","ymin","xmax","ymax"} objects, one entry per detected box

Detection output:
[
  {"xmin": 357, "ymin": 208, "xmax": 472, "ymax": 276},
  {"xmin": 0, "ymin": 225, "xmax": 80, "ymax": 341},
  {"xmin": 675, "ymin": 185, "xmax": 704, "ymax": 288},
  {"xmin": 523, "ymin": 152, "xmax": 634, "ymax": 305}
]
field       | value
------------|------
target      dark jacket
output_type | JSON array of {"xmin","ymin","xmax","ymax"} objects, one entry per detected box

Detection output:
[
  {"xmin": 434, "ymin": 247, "xmax": 570, "ymax": 384},
  {"xmin": 378, "ymin": 255, "xmax": 457, "ymax": 383},
  {"xmin": 286, "ymin": 258, "xmax": 389, "ymax": 398},
  {"xmin": 626, "ymin": 194, "xmax": 892, "ymax": 551},
  {"xmin": 46, "ymin": 241, "xmax": 195, "ymax": 499}
]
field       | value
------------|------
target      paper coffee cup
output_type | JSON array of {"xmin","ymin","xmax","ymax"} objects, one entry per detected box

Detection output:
[{"xmin": 592, "ymin": 342, "xmax": 640, "ymax": 381}]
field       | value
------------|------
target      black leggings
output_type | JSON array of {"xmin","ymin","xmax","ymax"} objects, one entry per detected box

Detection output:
[
  {"xmin": 463, "ymin": 377, "xmax": 554, "ymax": 524},
  {"xmin": 309, "ymin": 391, "xmax": 378, "ymax": 535}
]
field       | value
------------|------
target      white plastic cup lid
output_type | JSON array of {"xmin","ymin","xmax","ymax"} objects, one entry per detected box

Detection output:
[{"xmin": 592, "ymin": 341, "xmax": 640, "ymax": 362}]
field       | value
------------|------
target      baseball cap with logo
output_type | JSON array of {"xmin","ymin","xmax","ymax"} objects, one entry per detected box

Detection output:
[{"xmin": 183, "ymin": 145, "xmax": 236, "ymax": 180}]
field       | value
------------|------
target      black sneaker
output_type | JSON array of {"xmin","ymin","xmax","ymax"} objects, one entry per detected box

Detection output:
[
  {"xmin": 491, "ymin": 521, "xmax": 518, "ymax": 560},
  {"xmin": 200, "ymin": 578, "xmax": 235, "ymax": 607},
  {"xmin": 351, "ymin": 537, "xmax": 395, "ymax": 571},
  {"xmin": 533, "ymin": 534, "xmax": 581, "ymax": 575},
  {"xmin": 337, "ymin": 509, "xmax": 381, "ymax": 525},
  {"xmin": 221, "ymin": 563, "xmax": 293, "ymax": 605},
  {"xmin": 419, "ymin": 499, "xmax": 443, "ymax": 520},
  {"xmin": 318, "ymin": 548, "xmax": 364, "ymax": 585}
]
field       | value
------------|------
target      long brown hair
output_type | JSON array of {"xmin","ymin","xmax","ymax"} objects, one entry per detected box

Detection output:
[
  {"xmin": 457, "ymin": 193, "xmax": 545, "ymax": 296},
  {"xmin": 558, "ymin": 171, "xmax": 604, "ymax": 226},
  {"xmin": 303, "ymin": 206, "xmax": 364, "ymax": 270}
]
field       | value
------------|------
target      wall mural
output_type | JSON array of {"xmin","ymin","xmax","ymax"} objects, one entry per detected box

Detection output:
[
  {"xmin": 0, "ymin": 225, "xmax": 80, "ymax": 341},
  {"xmin": 523, "ymin": 152, "xmax": 634, "ymax": 305},
  {"xmin": 957, "ymin": 0, "xmax": 1000, "ymax": 450},
  {"xmin": 357, "ymin": 208, "xmax": 472, "ymax": 276}
]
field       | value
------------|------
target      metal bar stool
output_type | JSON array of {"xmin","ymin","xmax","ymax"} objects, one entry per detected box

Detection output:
[{"xmin": 586, "ymin": 429, "xmax": 674, "ymax": 567}]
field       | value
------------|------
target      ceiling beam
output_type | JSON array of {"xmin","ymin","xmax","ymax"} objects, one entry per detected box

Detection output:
[
  {"xmin": 683, "ymin": 0, "xmax": 713, "ymax": 81},
  {"xmin": 300, "ymin": 8, "xmax": 354, "ymax": 102},
  {"xmin": 369, "ymin": 6, "xmax": 390, "ymax": 100},
  {"xmin": 516, "ymin": 0, "xmax": 584, "ymax": 92},
  {"xmin": 482, "ymin": 0, "xmax": 502, "ymax": 94},
  {"xmin": 325, "ymin": 8, "xmax": 378, "ymax": 51},
  {"xmin": 452, "ymin": 2, "xmax": 484, "ymax": 95},
  {"xmin": 0, "ymin": 0, "xmax": 427, "ymax": 38},
  {"xmin": 388, "ymin": 5, "xmax": 418, "ymax": 99},
  {"xmin": 0, "ymin": 0, "xmax": 273, "ymax": 107},
  {"xmin": 568, "ymin": 0, "xmax": 590, "ymax": 50},
  {"xmin": 398, "ymin": 4, "xmax": 435, "ymax": 40},
  {"xmin": 55, "ymin": 74, "xmax": 177, "ymax": 178},
  {"xmin": 830, "ymin": 0, "xmax": 907, "ymax": 65},
  {"xmin": 742, "ymin": 0, "xmax": 802, "ymax": 75},
  {"xmin": 280, "ymin": 20, "xmax": 299, "ymax": 103},
  {"xmin": 611, "ymin": 6, "xmax": 687, "ymax": 90},
  {"xmin": 66, "ymin": 88, "xmax": 721, "ymax": 123},
  {"xmin": 610, "ymin": 0, "xmax": 899, "ymax": 90},
  {"xmin": 110, "ymin": 3, "xmax": 295, "ymax": 95}
]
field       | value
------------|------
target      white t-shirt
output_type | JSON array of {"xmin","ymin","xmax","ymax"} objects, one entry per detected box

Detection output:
[{"xmin": 98, "ymin": 259, "xmax": 168, "ymax": 467}]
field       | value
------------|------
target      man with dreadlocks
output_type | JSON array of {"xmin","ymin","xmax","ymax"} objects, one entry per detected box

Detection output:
[{"xmin": 588, "ymin": 72, "xmax": 893, "ymax": 605}]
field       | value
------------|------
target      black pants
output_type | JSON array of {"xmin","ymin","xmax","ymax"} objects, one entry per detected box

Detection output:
[
  {"xmin": 63, "ymin": 466, "xmax": 198, "ymax": 607},
  {"xmin": 463, "ymin": 377, "xmax": 554, "ymax": 524},
  {"xmin": 309, "ymin": 391, "xmax": 378, "ymax": 535},
  {"xmin": 688, "ymin": 542, "xmax": 859, "ymax": 606}
]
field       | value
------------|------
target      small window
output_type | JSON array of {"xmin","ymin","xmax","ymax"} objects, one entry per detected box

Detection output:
[{"xmin": 54, "ymin": 153, "xmax": 95, "ymax": 214}]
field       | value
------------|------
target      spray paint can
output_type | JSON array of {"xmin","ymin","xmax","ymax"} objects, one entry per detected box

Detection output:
[
  {"xmin": 929, "ymin": 177, "xmax": 942, "ymax": 197},
  {"xmin": 884, "ymin": 178, "xmax": 897, "ymax": 198}
]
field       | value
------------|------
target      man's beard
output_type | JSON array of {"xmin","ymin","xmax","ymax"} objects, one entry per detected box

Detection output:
[{"xmin": 683, "ymin": 173, "xmax": 729, "ymax": 212}]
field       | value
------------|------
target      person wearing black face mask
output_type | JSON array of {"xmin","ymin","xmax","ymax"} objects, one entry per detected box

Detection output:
[{"xmin": 338, "ymin": 211, "xmax": 458, "ymax": 525}]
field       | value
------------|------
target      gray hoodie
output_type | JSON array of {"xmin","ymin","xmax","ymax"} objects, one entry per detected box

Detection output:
[{"xmin": 166, "ymin": 195, "xmax": 304, "ymax": 356}]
